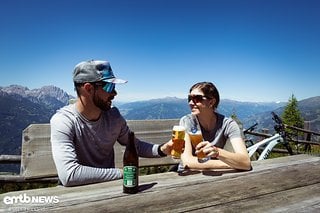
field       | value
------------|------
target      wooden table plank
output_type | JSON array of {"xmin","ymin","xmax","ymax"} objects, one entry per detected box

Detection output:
[
  {"xmin": 1, "ymin": 155, "xmax": 319, "ymax": 213},
  {"xmin": 44, "ymin": 157, "xmax": 320, "ymax": 212}
]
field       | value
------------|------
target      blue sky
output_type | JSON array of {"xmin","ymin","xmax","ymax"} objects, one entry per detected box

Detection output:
[{"xmin": 1, "ymin": 0, "xmax": 319, "ymax": 102}]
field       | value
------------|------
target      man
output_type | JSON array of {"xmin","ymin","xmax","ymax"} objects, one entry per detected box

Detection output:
[{"xmin": 50, "ymin": 60, "xmax": 172, "ymax": 186}]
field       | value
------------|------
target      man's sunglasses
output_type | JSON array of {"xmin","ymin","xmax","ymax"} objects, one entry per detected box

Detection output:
[
  {"xmin": 94, "ymin": 82, "xmax": 116, "ymax": 93},
  {"xmin": 188, "ymin": 94, "xmax": 210, "ymax": 103}
]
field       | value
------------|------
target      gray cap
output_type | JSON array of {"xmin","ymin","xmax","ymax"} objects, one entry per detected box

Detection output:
[{"xmin": 73, "ymin": 60, "xmax": 127, "ymax": 84}]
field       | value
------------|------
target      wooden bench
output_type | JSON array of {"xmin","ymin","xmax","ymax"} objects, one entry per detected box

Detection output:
[{"xmin": 4, "ymin": 119, "xmax": 179, "ymax": 181}]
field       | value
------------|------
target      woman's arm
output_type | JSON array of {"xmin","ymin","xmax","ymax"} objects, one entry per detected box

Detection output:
[
  {"xmin": 217, "ymin": 137, "xmax": 251, "ymax": 170},
  {"xmin": 181, "ymin": 137, "xmax": 251, "ymax": 171}
]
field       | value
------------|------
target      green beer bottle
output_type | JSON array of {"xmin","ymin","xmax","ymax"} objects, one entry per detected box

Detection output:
[{"xmin": 123, "ymin": 131, "xmax": 139, "ymax": 194}]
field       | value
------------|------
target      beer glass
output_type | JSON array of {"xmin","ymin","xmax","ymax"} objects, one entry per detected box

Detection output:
[
  {"xmin": 186, "ymin": 115, "xmax": 208, "ymax": 162},
  {"xmin": 171, "ymin": 125, "xmax": 185, "ymax": 159}
]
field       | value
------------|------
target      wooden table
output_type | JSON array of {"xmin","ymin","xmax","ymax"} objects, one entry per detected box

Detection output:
[{"xmin": 1, "ymin": 154, "xmax": 320, "ymax": 212}]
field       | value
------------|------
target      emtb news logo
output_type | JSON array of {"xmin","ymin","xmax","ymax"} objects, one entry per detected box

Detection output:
[{"xmin": 3, "ymin": 193, "xmax": 59, "ymax": 205}]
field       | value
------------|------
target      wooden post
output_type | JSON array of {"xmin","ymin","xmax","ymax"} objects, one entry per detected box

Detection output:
[
  {"xmin": 261, "ymin": 128, "xmax": 269, "ymax": 141},
  {"xmin": 21, "ymin": 124, "xmax": 57, "ymax": 179},
  {"xmin": 303, "ymin": 121, "xmax": 312, "ymax": 153}
]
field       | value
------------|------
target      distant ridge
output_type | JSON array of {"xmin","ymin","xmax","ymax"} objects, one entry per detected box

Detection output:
[
  {"xmin": 1, "ymin": 84, "xmax": 319, "ymax": 173},
  {"xmin": 117, "ymin": 97, "xmax": 286, "ymax": 121},
  {"xmin": 0, "ymin": 85, "xmax": 74, "ymax": 110},
  {"xmin": 243, "ymin": 96, "xmax": 320, "ymax": 134}
]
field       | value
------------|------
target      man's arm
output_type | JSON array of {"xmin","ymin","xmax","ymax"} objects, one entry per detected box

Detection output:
[{"xmin": 50, "ymin": 114, "xmax": 122, "ymax": 187}]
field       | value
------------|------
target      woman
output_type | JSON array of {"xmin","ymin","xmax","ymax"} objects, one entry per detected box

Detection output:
[{"xmin": 180, "ymin": 82, "xmax": 251, "ymax": 171}]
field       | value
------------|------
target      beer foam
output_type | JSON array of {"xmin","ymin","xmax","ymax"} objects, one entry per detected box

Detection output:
[{"xmin": 173, "ymin": 125, "xmax": 185, "ymax": 131}]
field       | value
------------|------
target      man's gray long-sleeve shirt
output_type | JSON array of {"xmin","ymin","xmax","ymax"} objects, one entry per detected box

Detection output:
[{"xmin": 50, "ymin": 104, "xmax": 160, "ymax": 186}]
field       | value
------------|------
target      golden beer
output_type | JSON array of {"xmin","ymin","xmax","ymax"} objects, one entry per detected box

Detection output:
[
  {"xmin": 189, "ymin": 131, "xmax": 206, "ymax": 159},
  {"xmin": 171, "ymin": 126, "xmax": 185, "ymax": 158}
]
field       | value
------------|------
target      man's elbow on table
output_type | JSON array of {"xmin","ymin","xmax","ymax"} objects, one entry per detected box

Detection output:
[{"xmin": 58, "ymin": 171, "xmax": 80, "ymax": 187}]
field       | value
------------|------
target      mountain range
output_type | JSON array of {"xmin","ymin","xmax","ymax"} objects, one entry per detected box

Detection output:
[
  {"xmin": 0, "ymin": 85, "xmax": 73, "ymax": 155},
  {"xmin": 1, "ymin": 84, "xmax": 319, "ymax": 172},
  {"xmin": 116, "ymin": 97, "xmax": 286, "ymax": 121}
]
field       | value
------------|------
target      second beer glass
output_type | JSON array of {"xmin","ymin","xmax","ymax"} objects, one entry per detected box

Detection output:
[
  {"xmin": 171, "ymin": 125, "xmax": 185, "ymax": 159},
  {"xmin": 186, "ymin": 115, "xmax": 208, "ymax": 162}
]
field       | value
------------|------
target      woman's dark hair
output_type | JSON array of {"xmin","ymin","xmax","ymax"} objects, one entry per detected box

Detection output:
[{"xmin": 189, "ymin": 82, "xmax": 220, "ymax": 109}]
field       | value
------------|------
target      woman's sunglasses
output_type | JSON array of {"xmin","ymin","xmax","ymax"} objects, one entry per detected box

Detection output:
[{"xmin": 188, "ymin": 94, "xmax": 210, "ymax": 103}]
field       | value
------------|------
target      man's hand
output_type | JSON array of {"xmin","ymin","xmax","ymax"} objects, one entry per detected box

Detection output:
[{"xmin": 160, "ymin": 140, "xmax": 174, "ymax": 156}]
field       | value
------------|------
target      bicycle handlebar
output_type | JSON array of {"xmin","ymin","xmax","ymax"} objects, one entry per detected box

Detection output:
[
  {"xmin": 272, "ymin": 111, "xmax": 286, "ymax": 133},
  {"xmin": 243, "ymin": 122, "xmax": 258, "ymax": 134},
  {"xmin": 271, "ymin": 111, "xmax": 283, "ymax": 125},
  {"xmin": 271, "ymin": 113, "xmax": 292, "ymax": 155},
  {"xmin": 245, "ymin": 111, "xmax": 294, "ymax": 157}
]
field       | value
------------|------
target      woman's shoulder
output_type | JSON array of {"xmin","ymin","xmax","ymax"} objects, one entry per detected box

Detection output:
[
  {"xmin": 180, "ymin": 114, "xmax": 192, "ymax": 120},
  {"xmin": 216, "ymin": 112, "xmax": 237, "ymax": 127},
  {"xmin": 179, "ymin": 113, "xmax": 193, "ymax": 122}
]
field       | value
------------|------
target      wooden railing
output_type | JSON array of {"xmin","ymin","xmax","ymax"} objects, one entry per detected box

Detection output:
[
  {"xmin": 0, "ymin": 155, "xmax": 21, "ymax": 164},
  {"xmin": 245, "ymin": 122, "xmax": 320, "ymax": 147}
]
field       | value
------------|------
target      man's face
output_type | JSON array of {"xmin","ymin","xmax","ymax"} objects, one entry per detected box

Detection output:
[{"xmin": 92, "ymin": 82, "xmax": 117, "ymax": 111}]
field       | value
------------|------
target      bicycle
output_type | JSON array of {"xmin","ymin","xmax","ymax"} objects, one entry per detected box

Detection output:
[{"xmin": 244, "ymin": 112, "xmax": 293, "ymax": 161}]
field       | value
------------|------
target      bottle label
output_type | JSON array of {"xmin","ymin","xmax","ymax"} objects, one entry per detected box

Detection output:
[{"xmin": 123, "ymin": 166, "xmax": 138, "ymax": 187}]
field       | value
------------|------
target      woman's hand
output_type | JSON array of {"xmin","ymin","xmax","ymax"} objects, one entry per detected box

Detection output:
[{"xmin": 195, "ymin": 141, "xmax": 219, "ymax": 158}]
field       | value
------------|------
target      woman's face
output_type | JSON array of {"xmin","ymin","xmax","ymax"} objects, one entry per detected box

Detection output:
[{"xmin": 188, "ymin": 88, "xmax": 214, "ymax": 115}]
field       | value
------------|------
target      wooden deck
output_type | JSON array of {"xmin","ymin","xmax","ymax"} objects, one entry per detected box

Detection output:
[{"xmin": 1, "ymin": 154, "xmax": 319, "ymax": 212}]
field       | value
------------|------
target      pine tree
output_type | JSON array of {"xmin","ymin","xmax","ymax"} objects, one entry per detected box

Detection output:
[
  {"xmin": 282, "ymin": 94, "xmax": 304, "ymax": 133},
  {"xmin": 231, "ymin": 109, "xmax": 242, "ymax": 127}
]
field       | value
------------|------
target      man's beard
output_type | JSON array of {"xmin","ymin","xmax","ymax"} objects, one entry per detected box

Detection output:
[{"xmin": 93, "ymin": 95, "xmax": 112, "ymax": 111}]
